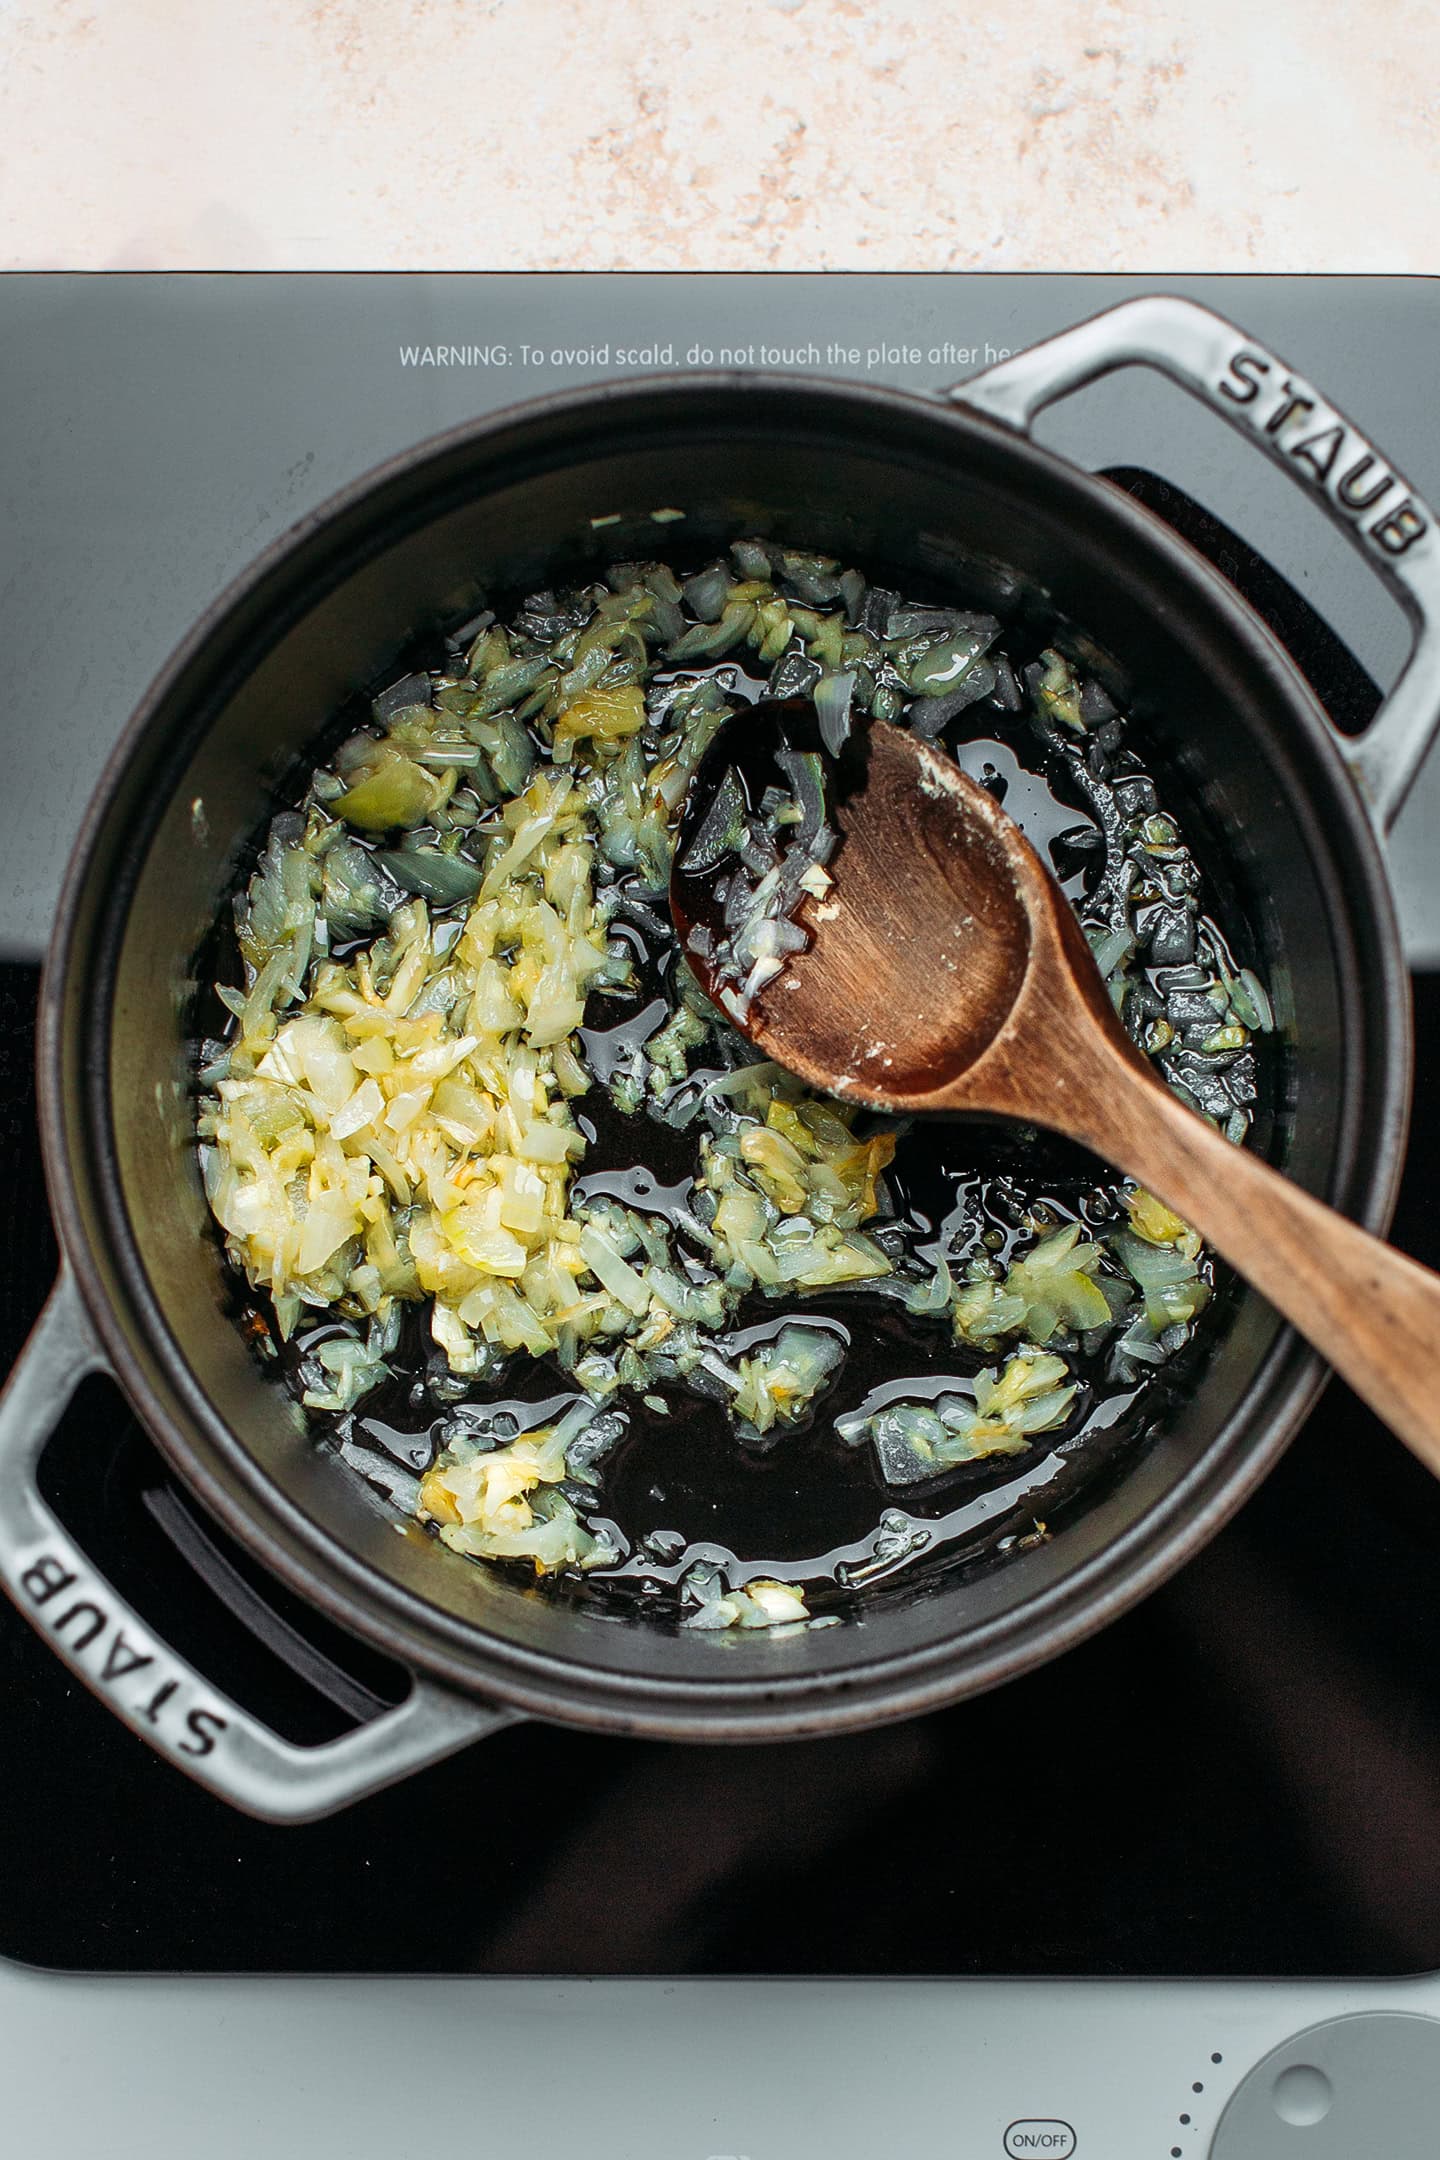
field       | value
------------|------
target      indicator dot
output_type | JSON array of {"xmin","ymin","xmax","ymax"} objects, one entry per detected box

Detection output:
[
  {"xmin": 1211, "ymin": 2052, "xmax": 1223, "ymax": 2064},
  {"xmin": 1193, "ymin": 2082, "xmax": 1204, "ymax": 2093},
  {"xmin": 1179, "ymin": 2115, "xmax": 1191, "ymax": 2126},
  {"xmin": 1172, "ymin": 2149, "xmax": 1182, "ymax": 2157}
]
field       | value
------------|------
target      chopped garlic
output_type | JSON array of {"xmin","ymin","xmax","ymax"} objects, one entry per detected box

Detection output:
[
  {"xmin": 205, "ymin": 767, "xmax": 622, "ymax": 1375},
  {"xmin": 1124, "ymin": 1185, "xmax": 1203, "ymax": 1263},
  {"xmin": 417, "ymin": 1412, "xmax": 619, "ymax": 1575}
]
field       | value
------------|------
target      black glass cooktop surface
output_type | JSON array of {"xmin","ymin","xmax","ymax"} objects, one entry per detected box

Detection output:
[{"xmin": 2, "ymin": 466, "xmax": 1440, "ymax": 1978}]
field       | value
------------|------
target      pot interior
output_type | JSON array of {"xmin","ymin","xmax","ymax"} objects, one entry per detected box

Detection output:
[{"xmin": 54, "ymin": 380, "xmax": 1407, "ymax": 1722}]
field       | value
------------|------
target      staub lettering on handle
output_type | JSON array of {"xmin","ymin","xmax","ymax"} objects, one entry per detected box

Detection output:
[
  {"xmin": 19, "ymin": 1546, "xmax": 230, "ymax": 1758},
  {"xmin": 1217, "ymin": 347, "xmax": 1429, "ymax": 557}
]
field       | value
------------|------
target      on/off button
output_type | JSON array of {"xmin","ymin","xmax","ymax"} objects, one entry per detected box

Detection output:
[{"xmin": 1003, "ymin": 2122, "xmax": 1077, "ymax": 2158}]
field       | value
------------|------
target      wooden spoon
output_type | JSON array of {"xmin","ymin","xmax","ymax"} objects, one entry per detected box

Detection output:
[{"xmin": 672, "ymin": 713, "xmax": 1440, "ymax": 1477}]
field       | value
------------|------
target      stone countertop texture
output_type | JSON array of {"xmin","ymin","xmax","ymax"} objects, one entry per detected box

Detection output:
[{"xmin": 0, "ymin": 0, "xmax": 1437, "ymax": 270}]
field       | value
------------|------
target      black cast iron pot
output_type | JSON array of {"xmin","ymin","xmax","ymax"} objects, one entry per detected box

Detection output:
[{"xmin": 3, "ymin": 296, "xmax": 1438, "ymax": 1822}]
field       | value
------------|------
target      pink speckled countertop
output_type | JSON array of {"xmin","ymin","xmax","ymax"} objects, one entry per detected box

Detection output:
[{"xmin": 1, "ymin": 0, "xmax": 1435, "ymax": 270}]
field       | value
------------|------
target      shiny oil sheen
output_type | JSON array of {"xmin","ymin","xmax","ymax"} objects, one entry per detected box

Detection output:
[{"xmin": 276, "ymin": 633, "xmax": 1251, "ymax": 1625}]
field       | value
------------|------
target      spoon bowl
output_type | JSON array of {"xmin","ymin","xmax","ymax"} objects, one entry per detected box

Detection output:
[{"xmin": 755, "ymin": 725, "xmax": 1039, "ymax": 1101}]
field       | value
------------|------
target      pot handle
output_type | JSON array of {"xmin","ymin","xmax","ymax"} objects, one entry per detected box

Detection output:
[
  {"xmin": 946, "ymin": 294, "xmax": 1440, "ymax": 830},
  {"xmin": 0, "ymin": 1272, "xmax": 514, "ymax": 1824}
]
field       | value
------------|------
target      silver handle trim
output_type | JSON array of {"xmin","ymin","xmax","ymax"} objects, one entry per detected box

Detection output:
[
  {"xmin": 0, "ymin": 1273, "xmax": 512, "ymax": 1823},
  {"xmin": 948, "ymin": 294, "xmax": 1440, "ymax": 829}
]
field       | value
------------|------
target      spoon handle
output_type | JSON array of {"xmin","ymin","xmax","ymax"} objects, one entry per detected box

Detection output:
[{"xmin": 1078, "ymin": 1053, "xmax": 1440, "ymax": 1478}]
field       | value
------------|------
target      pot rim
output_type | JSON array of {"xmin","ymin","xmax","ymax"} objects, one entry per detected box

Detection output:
[{"xmin": 37, "ymin": 369, "xmax": 1415, "ymax": 1738}]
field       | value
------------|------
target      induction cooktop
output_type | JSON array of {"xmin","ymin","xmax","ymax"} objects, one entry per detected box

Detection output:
[{"xmin": 4, "ymin": 274, "xmax": 1440, "ymax": 2160}]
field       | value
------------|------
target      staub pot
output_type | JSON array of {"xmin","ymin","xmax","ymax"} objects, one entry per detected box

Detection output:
[{"xmin": 2, "ymin": 297, "xmax": 1438, "ymax": 1822}]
